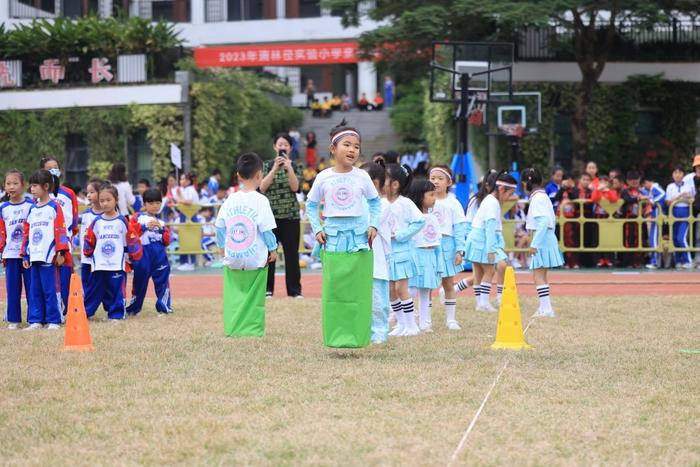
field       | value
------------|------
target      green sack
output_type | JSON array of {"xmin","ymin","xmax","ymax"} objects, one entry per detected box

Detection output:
[
  {"xmin": 321, "ymin": 249, "xmax": 373, "ymax": 348},
  {"xmin": 223, "ymin": 267, "xmax": 268, "ymax": 337}
]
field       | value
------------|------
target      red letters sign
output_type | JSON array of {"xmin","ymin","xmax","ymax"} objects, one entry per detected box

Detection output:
[{"xmin": 194, "ymin": 42, "xmax": 359, "ymax": 68}]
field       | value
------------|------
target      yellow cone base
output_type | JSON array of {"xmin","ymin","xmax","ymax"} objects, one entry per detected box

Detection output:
[{"xmin": 491, "ymin": 266, "xmax": 532, "ymax": 351}]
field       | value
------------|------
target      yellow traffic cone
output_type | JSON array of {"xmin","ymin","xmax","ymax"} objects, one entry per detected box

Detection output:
[{"xmin": 491, "ymin": 266, "xmax": 532, "ymax": 350}]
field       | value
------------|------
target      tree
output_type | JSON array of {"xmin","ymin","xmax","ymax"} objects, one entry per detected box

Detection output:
[
  {"xmin": 327, "ymin": 0, "xmax": 697, "ymax": 170},
  {"xmin": 326, "ymin": 0, "xmax": 496, "ymax": 83},
  {"xmin": 456, "ymin": 0, "xmax": 696, "ymax": 171}
]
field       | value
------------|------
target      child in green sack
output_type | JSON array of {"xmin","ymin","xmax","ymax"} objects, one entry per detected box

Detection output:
[{"xmin": 215, "ymin": 153, "xmax": 278, "ymax": 336}]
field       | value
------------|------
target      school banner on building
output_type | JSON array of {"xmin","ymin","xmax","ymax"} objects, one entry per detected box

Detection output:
[{"xmin": 194, "ymin": 42, "xmax": 359, "ymax": 68}]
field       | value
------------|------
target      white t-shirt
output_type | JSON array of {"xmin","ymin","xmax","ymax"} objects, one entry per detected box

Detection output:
[
  {"xmin": 414, "ymin": 212, "xmax": 442, "ymax": 248},
  {"xmin": 79, "ymin": 208, "xmax": 100, "ymax": 265},
  {"xmin": 370, "ymin": 197, "xmax": 392, "ymax": 281},
  {"xmin": 525, "ymin": 190, "xmax": 556, "ymax": 230},
  {"xmin": 24, "ymin": 200, "xmax": 67, "ymax": 263},
  {"xmin": 215, "ymin": 190, "xmax": 277, "ymax": 270},
  {"xmin": 433, "ymin": 196, "xmax": 466, "ymax": 236},
  {"xmin": 114, "ymin": 181, "xmax": 136, "ymax": 217},
  {"xmin": 465, "ymin": 197, "xmax": 478, "ymax": 224},
  {"xmin": 666, "ymin": 181, "xmax": 695, "ymax": 208},
  {"xmin": 176, "ymin": 185, "xmax": 200, "ymax": 204},
  {"xmin": 133, "ymin": 212, "xmax": 167, "ymax": 246},
  {"xmin": 89, "ymin": 215, "xmax": 129, "ymax": 271},
  {"xmin": 471, "ymin": 194, "xmax": 502, "ymax": 231},
  {"xmin": 0, "ymin": 199, "xmax": 33, "ymax": 259},
  {"xmin": 385, "ymin": 196, "xmax": 424, "ymax": 237},
  {"xmin": 307, "ymin": 167, "xmax": 378, "ymax": 217}
]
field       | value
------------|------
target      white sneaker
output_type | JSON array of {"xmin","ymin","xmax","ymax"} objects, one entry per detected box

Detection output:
[
  {"xmin": 24, "ymin": 323, "xmax": 43, "ymax": 331},
  {"xmin": 645, "ymin": 264, "xmax": 658, "ymax": 270},
  {"xmin": 477, "ymin": 302, "xmax": 498, "ymax": 313},
  {"xmin": 176, "ymin": 263, "xmax": 195, "ymax": 272},
  {"xmin": 371, "ymin": 339, "xmax": 386, "ymax": 345},
  {"xmin": 511, "ymin": 258, "xmax": 522, "ymax": 269},
  {"xmin": 388, "ymin": 324, "xmax": 405, "ymax": 337},
  {"xmin": 438, "ymin": 287, "xmax": 445, "ymax": 305},
  {"xmin": 420, "ymin": 327, "xmax": 434, "ymax": 333},
  {"xmin": 403, "ymin": 316, "xmax": 421, "ymax": 336},
  {"xmin": 682, "ymin": 262, "xmax": 693, "ymax": 270},
  {"xmin": 293, "ymin": 295, "xmax": 304, "ymax": 299},
  {"xmin": 533, "ymin": 308, "xmax": 556, "ymax": 318},
  {"xmin": 446, "ymin": 320, "xmax": 462, "ymax": 331},
  {"xmin": 7, "ymin": 323, "xmax": 20, "ymax": 330},
  {"xmin": 46, "ymin": 323, "xmax": 61, "ymax": 330}
]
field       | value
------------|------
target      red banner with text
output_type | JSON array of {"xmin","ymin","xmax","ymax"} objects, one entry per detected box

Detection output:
[{"xmin": 194, "ymin": 42, "xmax": 359, "ymax": 68}]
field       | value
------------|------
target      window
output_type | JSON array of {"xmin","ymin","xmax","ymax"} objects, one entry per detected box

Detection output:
[
  {"xmin": 299, "ymin": 0, "xmax": 320, "ymax": 18},
  {"xmin": 228, "ymin": 0, "xmax": 263, "ymax": 20},
  {"xmin": 64, "ymin": 134, "xmax": 89, "ymax": 191},
  {"xmin": 150, "ymin": 0, "xmax": 191, "ymax": 22},
  {"xmin": 127, "ymin": 129, "xmax": 153, "ymax": 186}
]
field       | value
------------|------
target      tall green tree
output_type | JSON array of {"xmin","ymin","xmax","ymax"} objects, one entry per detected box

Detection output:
[
  {"xmin": 452, "ymin": 0, "xmax": 696, "ymax": 170},
  {"xmin": 327, "ymin": 0, "xmax": 697, "ymax": 170}
]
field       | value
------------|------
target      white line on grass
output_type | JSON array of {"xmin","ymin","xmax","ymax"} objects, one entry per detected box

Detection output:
[{"xmin": 447, "ymin": 317, "xmax": 536, "ymax": 467}]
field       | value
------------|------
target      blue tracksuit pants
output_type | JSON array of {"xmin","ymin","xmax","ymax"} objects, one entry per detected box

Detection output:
[
  {"xmin": 59, "ymin": 265, "xmax": 72, "ymax": 314},
  {"xmin": 672, "ymin": 206, "xmax": 691, "ymax": 265},
  {"xmin": 28, "ymin": 262, "xmax": 63, "ymax": 324},
  {"xmin": 84, "ymin": 270, "xmax": 126, "ymax": 320},
  {"xmin": 127, "ymin": 244, "xmax": 171, "ymax": 315},
  {"xmin": 4, "ymin": 258, "xmax": 31, "ymax": 323}
]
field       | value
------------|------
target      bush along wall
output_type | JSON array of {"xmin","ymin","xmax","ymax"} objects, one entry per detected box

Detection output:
[
  {"xmin": 422, "ymin": 76, "xmax": 700, "ymax": 175},
  {"xmin": 0, "ymin": 66, "xmax": 303, "ymax": 184}
]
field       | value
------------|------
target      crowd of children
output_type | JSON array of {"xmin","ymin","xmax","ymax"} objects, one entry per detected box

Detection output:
[
  {"xmin": 547, "ymin": 158, "xmax": 700, "ymax": 269},
  {"xmin": 0, "ymin": 161, "xmax": 174, "ymax": 329}
]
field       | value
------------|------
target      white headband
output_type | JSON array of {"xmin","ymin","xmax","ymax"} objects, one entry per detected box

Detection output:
[
  {"xmin": 496, "ymin": 181, "xmax": 517, "ymax": 189},
  {"xmin": 331, "ymin": 130, "xmax": 361, "ymax": 145},
  {"xmin": 430, "ymin": 167, "xmax": 452, "ymax": 181}
]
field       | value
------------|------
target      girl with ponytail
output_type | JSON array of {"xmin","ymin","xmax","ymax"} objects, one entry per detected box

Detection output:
[
  {"xmin": 464, "ymin": 171, "xmax": 517, "ymax": 312},
  {"xmin": 384, "ymin": 163, "xmax": 425, "ymax": 337},
  {"xmin": 520, "ymin": 167, "xmax": 564, "ymax": 317}
]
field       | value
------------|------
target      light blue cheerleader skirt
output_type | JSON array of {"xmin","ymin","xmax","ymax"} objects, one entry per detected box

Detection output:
[
  {"xmin": 440, "ymin": 235, "xmax": 463, "ymax": 278},
  {"xmin": 529, "ymin": 229, "xmax": 564, "ymax": 269},
  {"xmin": 389, "ymin": 239, "xmax": 416, "ymax": 281},
  {"xmin": 312, "ymin": 225, "xmax": 369, "ymax": 258},
  {"xmin": 409, "ymin": 247, "xmax": 444, "ymax": 289},
  {"xmin": 465, "ymin": 227, "xmax": 507, "ymax": 265}
]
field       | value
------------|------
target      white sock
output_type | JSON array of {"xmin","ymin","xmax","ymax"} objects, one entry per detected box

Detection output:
[
  {"xmin": 536, "ymin": 285, "xmax": 552, "ymax": 311},
  {"xmin": 479, "ymin": 282, "xmax": 491, "ymax": 306},
  {"xmin": 418, "ymin": 289, "xmax": 431, "ymax": 328},
  {"xmin": 391, "ymin": 299, "xmax": 402, "ymax": 326},
  {"xmin": 401, "ymin": 299, "xmax": 418, "ymax": 330},
  {"xmin": 454, "ymin": 278, "xmax": 469, "ymax": 293},
  {"xmin": 497, "ymin": 284, "xmax": 504, "ymax": 304},
  {"xmin": 445, "ymin": 299, "xmax": 457, "ymax": 323}
]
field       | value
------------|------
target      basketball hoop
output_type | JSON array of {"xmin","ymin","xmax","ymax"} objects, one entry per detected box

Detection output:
[
  {"xmin": 468, "ymin": 109, "xmax": 484, "ymax": 126},
  {"xmin": 499, "ymin": 123, "xmax": 524, "ymax": 138}
]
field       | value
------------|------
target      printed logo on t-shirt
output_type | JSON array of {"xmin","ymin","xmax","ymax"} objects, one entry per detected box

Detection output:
[
  {"xmin": 424, "ymin": 223, "xmax": 440, "ymax": 243},
  {"xmin": 432, "ymin": 207, "xmax": 445, "ymax": 226},
  {"xmin": 32, "ymin": 229, "xmax": 43, "ymax": 245},
  {"xmin": 331, "ymin": 183, "xmax": 354, "ymax": 209},
  {"xmin": 101, "ymin": 240, "xmax": 116, "ymax": 258},
  {"xmin": 226, "ymin": 215, "xmax": 256, "ymax": 252},
  {"xmin": 11, "ymin": 226, "xmax": 23, "ymax": 243}
]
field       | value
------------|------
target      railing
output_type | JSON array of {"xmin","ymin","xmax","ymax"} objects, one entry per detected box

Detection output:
[
  {"xmin": 502, "ymin": 199, "xmax": 698, "ymax": 256},
  {"xmin": 516, "ymin": 20, "xmax": 700, "ymax": 61},
  {"xmin": 72, "ymin": 199, "xmax": 698, "ymax": 265}
]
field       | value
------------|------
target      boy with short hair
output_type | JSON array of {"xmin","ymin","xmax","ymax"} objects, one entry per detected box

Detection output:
[
  {"xmin": 666, "ymin": 165, "xmax": 695, "ymax": 268},
  {"xmin": 126, "ymin": 188, "xmax": 172, "ymax": 315},
  {"xmin": 132, "ymin": 178, "xmax": 151, "ymax": 213},
  {"xmin": 215, "ymin": 153, "xmax": 278, "ymax": 337},
  {"xmin": 641, "ymin": 174, "xmax": 666, "ymax": 269}
]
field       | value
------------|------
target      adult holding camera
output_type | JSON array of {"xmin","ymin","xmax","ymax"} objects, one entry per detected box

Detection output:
[{"xmin": 260, "ymin": 133, "xmax": 304, "ymax": 298}]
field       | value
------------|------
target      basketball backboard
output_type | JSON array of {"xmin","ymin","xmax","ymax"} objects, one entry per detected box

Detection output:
[
  {"xmin": 429, "ymin": 42, "xmax": 514, "ymax": 104},
  {"xmin": 484, "ymin": 91, "xmax": 542, "ymax": 135}
]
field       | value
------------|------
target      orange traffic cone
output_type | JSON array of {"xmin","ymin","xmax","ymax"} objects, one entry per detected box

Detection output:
[{"xmin": 61, "ymin": 273, "xmax": 95, "ymax": 352}]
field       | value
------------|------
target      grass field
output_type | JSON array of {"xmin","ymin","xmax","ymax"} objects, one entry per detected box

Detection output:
[{"xmin": 1, "ymin": 294, "xmax": 699, "ymax": 466}]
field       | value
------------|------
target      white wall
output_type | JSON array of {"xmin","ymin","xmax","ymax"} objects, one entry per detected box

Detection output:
[
  {"xmin": 514, "ymin": 62, "xmax": 700, "ymax": 83},
  {"xmin": 0, "ymin": 84, "xmax": 184, "ymax": 110}
]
